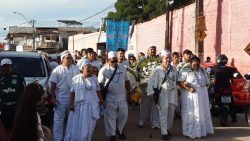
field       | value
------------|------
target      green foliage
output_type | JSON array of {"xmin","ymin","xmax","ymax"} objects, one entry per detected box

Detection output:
[
  {"xmin": 107, "ymin": 0, "xmax": 194, "ymax": 23},
  {"xmin": 169, "ymin": 0, "xmax": 195, "ymax": 10}
]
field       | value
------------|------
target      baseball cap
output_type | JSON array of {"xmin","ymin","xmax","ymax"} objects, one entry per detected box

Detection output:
[
  {"xmin": 108, "ymin": 51, "xmax": 117, "ymax": 58},
  {"xmin": 1, "ymin": 58, "xmax": 12, "ymax": 66}
]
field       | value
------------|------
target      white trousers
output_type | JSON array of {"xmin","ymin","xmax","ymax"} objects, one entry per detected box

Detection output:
[
  {"xmin": 159, "ymin": 104, "xmax": 176, "ymax": 135},
  {"xmin": 53, "ymin": 97, "xmax": 70, "ymax": 141},
  {"xmin": 139, "ymin": 90, "xmax": 160, "ymax": 127},
  {"xmin": 104, "ymin": 101, "xmax": 128, "ymax": 136}
]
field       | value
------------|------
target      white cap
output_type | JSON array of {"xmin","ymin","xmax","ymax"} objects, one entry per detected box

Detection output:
[
  {"xmin": 161, "ymin": 50, "xmax": 171, "ymax": 57},
  {"xmin": 60, "ymin": 50, "xmax": 71, "ymax": 60},
  {"xmin": 79, "ymin": 60, "xmax": 90, "ymax": 70},
  {"xmin": 1, "ymin": 58, "xmax": 12, "ymax": 66},
  {"xmin": 108, "ymin": 51, "xmax": 117, "ymax": 59}
]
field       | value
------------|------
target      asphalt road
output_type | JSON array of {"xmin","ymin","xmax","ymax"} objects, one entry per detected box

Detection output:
[{"xmin": 92, "ymin": 106, "xmax": 250, "ymax": 141}]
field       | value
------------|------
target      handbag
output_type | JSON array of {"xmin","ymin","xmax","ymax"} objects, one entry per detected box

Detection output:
[
  {"xmin": 153, "ymin": 66, "xmax": 171, "ymax": 105},
  {"xmin": 101, "ymin": 65, "xmax": 118, "ymax": 100}
]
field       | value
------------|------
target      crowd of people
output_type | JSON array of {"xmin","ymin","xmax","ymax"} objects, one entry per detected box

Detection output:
[{"xmin": 0, "ymin": 45, "xmax": 237, "ymax": 141}]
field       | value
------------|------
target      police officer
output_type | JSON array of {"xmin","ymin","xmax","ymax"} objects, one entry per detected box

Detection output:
[
  {"xmin": 0, "ymin": 58, "xmax": 26, "ymax": 140},
  {"xmin": 210, "ymin": 54, "xmax": 237, "ymax": 122}
]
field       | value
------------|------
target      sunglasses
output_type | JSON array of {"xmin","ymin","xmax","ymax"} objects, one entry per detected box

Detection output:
[{"xmin": 110, "ymin": 60, "xmax": 117, "ymax": 64}]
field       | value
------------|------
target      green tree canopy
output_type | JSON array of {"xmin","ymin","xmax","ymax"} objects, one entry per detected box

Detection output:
[{"xmin": 107, "ymin": 0, "xmax": 194, "ymax": 23}]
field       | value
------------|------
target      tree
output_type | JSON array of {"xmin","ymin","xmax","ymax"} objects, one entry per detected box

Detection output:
[{"xmin": 107, "ymin": 0, "xmax": 194, "ymax": 23}]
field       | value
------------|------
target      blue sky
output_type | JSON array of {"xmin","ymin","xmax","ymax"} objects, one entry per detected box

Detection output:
[{"xmin": 0, "ymin": 0, "xmax": 117, "ymax": 42}]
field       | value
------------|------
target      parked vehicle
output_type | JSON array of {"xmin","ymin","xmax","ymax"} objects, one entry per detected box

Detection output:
[
  {"xmin": 216, "ymin": 88, "xmax": 234, "ymax": 126},
  {"xmin": 0, "ymin": 51, "xmax": 53, "ymax": 127},
  {"xmin": 244, "ymin": 74, "xmax": 250, "ymax": 126},
  {"xmin": 202, "ymin": 63, "xmax": 250, "ymax": 125}
]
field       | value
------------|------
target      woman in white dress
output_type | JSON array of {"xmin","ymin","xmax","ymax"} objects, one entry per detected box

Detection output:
[
  {"xmin": 177, "ymin": 56, "xmax": 214, "ymax": 139},
  {"xmin": 64, "ymin": 61, "xmax": 103, "ymax": 141}
]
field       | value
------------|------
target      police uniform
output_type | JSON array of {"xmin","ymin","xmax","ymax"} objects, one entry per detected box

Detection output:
[{"xmin": 0, "ymin": 71, "xmax": 25, "ymax": 129}]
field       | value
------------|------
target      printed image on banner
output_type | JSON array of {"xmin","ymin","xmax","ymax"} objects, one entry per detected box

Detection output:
[{"xmin": 106, "ymin": 20, "xmax": 130, "ymax": 51}]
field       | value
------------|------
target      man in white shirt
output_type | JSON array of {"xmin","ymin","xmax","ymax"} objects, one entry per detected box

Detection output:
[
  {"xmin": 77, "ymin": 48, "xmax": 102, "ymax": 74},
  {"xmin": 147, "ymin": 50, "xmax": 178, "ymax": 140},
  {"xmin": 137, "ymin": 46, "xmax": 161, "ymax": 129},
  {"xmin": 176, "ymin": 49, "xmax": 193, "ymax": 72},
  {"xmin": 117, "ymin": 48, "xmax": 129, "ymax": 67},
  {"xmin": 49, "ymin": 56, "xmax": 59, "ymax": 71},
  {"xmin": 171, "ymin": 52, "xmax": 180, "ymax": 69},
  {"xmin": 49, "ymin": 50, "xmax": 80, "ymax": 141},
  {"xmin": 98, "ymin": 51, "xmax": 131, "ymax": 141}
]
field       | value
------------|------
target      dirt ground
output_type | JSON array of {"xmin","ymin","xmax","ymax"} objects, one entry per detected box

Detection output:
[{"xmin": 92, "ymin": 106, "xmax": 250, "ymax": 141}]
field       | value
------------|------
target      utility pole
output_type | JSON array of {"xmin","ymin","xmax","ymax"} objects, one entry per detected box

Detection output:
[
  {"xmin": 195, "ymin": 0, "xmax": 204, "ymax": 61},
  {"xmin": 165, "ymin": 0, "xmax": 170, "ymax": 51},
  {"xmin": 13, "ymin": 12, "xmax": 36, "ymax": 51},
  {"xmin": 32, "ymin": 20, "xmax": 35, "ymax": 52}
]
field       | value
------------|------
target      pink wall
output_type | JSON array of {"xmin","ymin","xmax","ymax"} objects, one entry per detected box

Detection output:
[
  {"xmin": 136, "ymin": 15, "xmax": 166, "ymax": 55},
  {"xmin": 203, "ymin": 0, "xmax": 250, "ymax": 75},
  {"xmin": 134, "ymin": 0, "xmax": 250, "ymax": 75}
]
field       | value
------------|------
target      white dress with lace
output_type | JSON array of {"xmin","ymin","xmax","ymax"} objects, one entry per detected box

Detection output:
[{"xmin": 178, "ymin": 68, "xmax": 214, "ymax": 139}]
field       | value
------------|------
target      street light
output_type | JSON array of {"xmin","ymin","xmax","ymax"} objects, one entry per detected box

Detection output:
[{"xmin": 13, "ymin": 11, "xmax": 35, "ymax": 51}]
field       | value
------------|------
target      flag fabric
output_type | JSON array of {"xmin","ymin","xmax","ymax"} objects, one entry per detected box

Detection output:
[{"xmin": 106, "ymin": 20, "xmax": 130, "ymax": 51}]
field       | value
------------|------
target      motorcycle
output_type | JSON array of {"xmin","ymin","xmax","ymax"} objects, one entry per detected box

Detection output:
[{"xmin": 213, "ymin": 88, "xmax": 234, "ymax": 126}]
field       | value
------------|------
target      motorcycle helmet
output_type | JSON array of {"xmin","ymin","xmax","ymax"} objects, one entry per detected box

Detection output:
[{"xmin": 216, "ymin": 54, "xmax": 228, "ymax": 65}]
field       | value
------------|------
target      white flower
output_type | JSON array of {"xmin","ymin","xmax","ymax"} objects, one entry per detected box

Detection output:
[{"xmin": 147, "ymin": 62, "xmax": 152, "ymax": 66}]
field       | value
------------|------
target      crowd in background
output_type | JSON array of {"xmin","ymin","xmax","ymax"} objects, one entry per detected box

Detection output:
[{"xmin": 0, "ymin": 45, "xmax": 237, "ymax": 141}]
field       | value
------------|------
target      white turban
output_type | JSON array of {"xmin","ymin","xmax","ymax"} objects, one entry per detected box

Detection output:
[
  {"xmin": 108, "ymin": 51, "xmax": 117, "ymax": 59},
  {"xmin": 161, "ymin": 49, "xmax": 171, "ymax": 57},
  {"xmin": 79, "ymin": 60, "xmax": 90, "ymax": 70},
  {"xmin": 60, "ymin": 50, "xmax": 71, "ymax": 60}
]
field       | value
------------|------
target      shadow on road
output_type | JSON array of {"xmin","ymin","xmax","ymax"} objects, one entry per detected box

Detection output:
[{"xmin": 93, "ymin": 107, "xmax": 250, "ymax": 141}]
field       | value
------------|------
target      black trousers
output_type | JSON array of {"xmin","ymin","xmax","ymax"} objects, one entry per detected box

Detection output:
[{"xmin": 0, "ymin": 110, "xmax": 15, "ymax": 130}]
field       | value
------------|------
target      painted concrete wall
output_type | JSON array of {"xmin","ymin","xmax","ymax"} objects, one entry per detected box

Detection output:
[
  {"xmin": 68, "ymin": 0, "xmax": 250, "ymax": 74},
  {"xmin": 68, "ymin": 32, "xmax": 106, "ymax": 52},
  {"xmin": 134, "ymin": 0, "xmax": 250, "ymax": 74}
]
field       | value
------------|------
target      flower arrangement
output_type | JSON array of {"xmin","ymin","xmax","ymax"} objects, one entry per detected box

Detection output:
[{"xmin": 137, "ymin": 56, "xmax": 161, "ymax": 90}]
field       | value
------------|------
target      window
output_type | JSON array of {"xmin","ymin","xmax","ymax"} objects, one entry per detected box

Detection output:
[{"xmin": 0, "ymin": 57, "xmax": 46, "ymax": 77}]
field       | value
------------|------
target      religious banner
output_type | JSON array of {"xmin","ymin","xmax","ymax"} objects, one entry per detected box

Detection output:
[{"xmin": 106, "ymin": 20, "xmax": 130, "ymax": 51}]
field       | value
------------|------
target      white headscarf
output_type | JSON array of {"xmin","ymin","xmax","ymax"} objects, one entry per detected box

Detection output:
[{"xmin": 79, "ymin": 60, "xmax": 90, "ymax": 70}]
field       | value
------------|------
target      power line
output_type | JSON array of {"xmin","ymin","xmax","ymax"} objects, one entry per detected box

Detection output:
[
  {"xmin": 78, "ymin": 3, "xmax": 115, "ymax": 22},
  {"xmin": 0, "ymin": 21, "xmax": 31, "ymax": 29}
]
